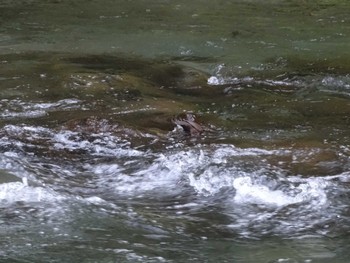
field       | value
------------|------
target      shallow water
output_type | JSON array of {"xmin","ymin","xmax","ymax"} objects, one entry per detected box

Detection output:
[{"xmin": 1, "ymin": 1, "xmax": 350, "ymax": 262}]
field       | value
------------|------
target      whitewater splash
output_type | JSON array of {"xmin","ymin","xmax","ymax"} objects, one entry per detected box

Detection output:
[
  {"xmin": 207, "ymin": 64, "xmax": 350, "ymax": 97},
  {"xmin": 0, "ymin": 98, "xmax": 81, "ymax": 119},
  {"xmin": 71, "ymin": 144, "xmax": 347, "ymax": 238},
  {"xmin": 0, "ymin": 123, "xmax": 348, "ymax": 239}
]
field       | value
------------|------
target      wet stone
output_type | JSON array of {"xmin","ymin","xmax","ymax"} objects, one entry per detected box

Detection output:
[
  {"xmin": 65, "ymin": 73, "xmax": 142, "ymax": 102},
  {"xmin": 0, "ymin": 169, "xmax": 22, "ymax": 184}
]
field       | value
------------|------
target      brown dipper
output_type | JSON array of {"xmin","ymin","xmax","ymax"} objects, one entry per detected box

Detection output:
[{"xmin": 171, "ymin": 113, "xmax": 203, "ymax": 136}]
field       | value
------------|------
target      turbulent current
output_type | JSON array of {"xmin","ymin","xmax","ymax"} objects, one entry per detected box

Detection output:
[
  {"xmin": 0, "ymin": 116, "xmax": 349, "ymax": 262},
  {"xmin": 1, "ymin": 0, "xmax": 350, "ymax": 262}
]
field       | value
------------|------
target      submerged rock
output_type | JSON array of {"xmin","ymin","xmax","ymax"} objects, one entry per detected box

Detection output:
[
  {"xmin": 62, "ymin": 116, "xmax": 143, "ymax": 139},
  {"xmin": 0, "ymin": 169, "xmax": 22, "ymax": 184}
]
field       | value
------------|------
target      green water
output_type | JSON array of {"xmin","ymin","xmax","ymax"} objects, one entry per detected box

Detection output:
[{"xmin": 0, "ymin": 1, "xmax": 350, "ymax": 262}]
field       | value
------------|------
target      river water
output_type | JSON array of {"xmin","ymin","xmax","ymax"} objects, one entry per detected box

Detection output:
[{"xmin": 1, "ymin": 1, "xmax": 350, "ymax": 262}]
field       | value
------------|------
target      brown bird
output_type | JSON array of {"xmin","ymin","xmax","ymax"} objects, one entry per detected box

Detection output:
[{"xmin": 172, "ymin": 113, "xmax": 203, "ymax": 136}]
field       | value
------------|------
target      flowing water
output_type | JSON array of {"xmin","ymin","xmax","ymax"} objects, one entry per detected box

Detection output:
[{"xmin": 1, "ymin": 1, "xmax": 350, "ymax": 262}]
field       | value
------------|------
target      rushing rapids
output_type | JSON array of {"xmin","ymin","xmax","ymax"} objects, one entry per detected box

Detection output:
[
  {"xmin": 1, "ymin": 0, "xmax": 350, "ymax": 262},
  {"xmin": 0, "ymin": 61, "xmax": 349, "ymax": 261}
]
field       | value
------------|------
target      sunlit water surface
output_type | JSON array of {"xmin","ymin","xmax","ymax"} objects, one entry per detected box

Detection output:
[{"xmin": 1, "ymin": 1, "xmax": 350, "ymax": 262}]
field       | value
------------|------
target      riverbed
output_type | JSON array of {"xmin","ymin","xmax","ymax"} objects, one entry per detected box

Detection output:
[{"xmin": 1, "ymin": 1, "xmax": 350, "ymax": 262}]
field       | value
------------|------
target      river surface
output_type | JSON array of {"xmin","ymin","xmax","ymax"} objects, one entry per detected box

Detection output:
[{"xmin": 1, "ymin": 1, "xmax": 350, "ymax": 262}]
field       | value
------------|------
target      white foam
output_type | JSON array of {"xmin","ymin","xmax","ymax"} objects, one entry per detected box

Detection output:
[
  {"xmin": 233, "ymin": 176, "xmax": 301, "ymax": 206},
  {"xmin": 33, "ymin": 99, "xmax": 81, "ymax": 110},
  {"xmin": 1, "ymin": 110, "xmax": 47, "ymax": 119},
  {"xmin": 211, "ymin": 145, "xmax": 278, "ymax": 161},
  {"xmin": 0, "ymin": 181, "xmax": 65, "ymax": 205},
  {"xmin": 89, "ymin": 145, "xmax": 286, "ymax": 198},
  {"xmin": 188, "ymin": 169, "xmax": 235, "ymax": 196},
  {"xmin": 0, "ymin": 99, "xmax": 81, "ymax": 119},
  {"xmin": 207, "ymin": 76, "xmax": 226, "ymax": 85},
  {"xmin": 52, "ymin": 130, "xmax": 143, "ymax": 157},
  {"xmin": 89, "ymin": 150, "xmax": 208, "ymax": 196}
]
